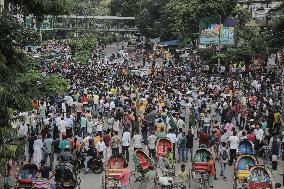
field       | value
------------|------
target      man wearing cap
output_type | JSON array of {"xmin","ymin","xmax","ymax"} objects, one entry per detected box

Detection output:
[{"xmin": 57, "ymin": 145, "xmax": 73, "ymax": 162}]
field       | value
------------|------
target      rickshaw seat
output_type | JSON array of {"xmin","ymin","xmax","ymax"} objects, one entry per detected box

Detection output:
[
  {"xmin": 193, "ymin": 162, "xmax": 208, "ymax": 170},
  {"xmin": 237, "ymin": 170, "xmax": 250, "ymax": 178},
  {"xmin": 19, "ymin": 179, "xmax": 33, "ymax": 184},
  {"xmin": 249, "ymin": 182, "xmax": 272, "ymax": 189},
  {"xmin": 107, "ymin": 169, "xmax": 124, "ymax": 178}
]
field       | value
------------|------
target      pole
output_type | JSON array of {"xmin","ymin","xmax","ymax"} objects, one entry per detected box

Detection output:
[
  {"xmin": 218, "ymin": 15, "xmax": 221, "ymax": 73},
  {"xmin": 218, "ymin": 55, "xmax": 220, "ymax": 73}
]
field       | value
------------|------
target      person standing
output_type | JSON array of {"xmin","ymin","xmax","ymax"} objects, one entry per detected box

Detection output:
[
  {"xmin": 228, "ymin": 131, "xmax": 239, "ymax": 166},
  {"xmin": 121, "ymin": 128, "xmax": 131, "ymax": 162},
  {"xmin": 96, "ymin": 138, "xmax": 106, "ymax": 160},
  {"xmin": 4, "ymin": 159, "xmax": 16, "ymax": 189},
  {"xmin": 254, "ymin": 124, "xmax": 264, "ymax": 152},
  {"xmin": 177, "ymin": 128, "xmax": 183, "ymax": 163},
  {"xmin": 203, "ymin": 111, "xmax": 211, "ymax": 133},
  {"xmin": 178, "ymin": 132, "xmax": 187, "ymax": 163},
  {"xmin": 27, "ymin": 133, "xmax": 36, "ymax": 163},
  {"xmin": 166, "ymin": 129, "xmax": 177, "ymax": 160},
  {"xmin": 102, "ymin": 130, "xmax": 111, "ymax": 159},
  {"xmin": 186, "ymin": 130, "xmax": 194, "ymax": 161},
  {"xmin": 74, "ymin": 99, "xmax": 83, "ymax": 123},
  {"xmin": 65, "ymin": 114, "xmax": 74, "ymax": 137},
  {"xmin": 240, "ymin": 107, "xmax": 247, "ymax": 128},
  {"xmin": 208, "ymin": 158, "xmax": 216, "ymax": 189},
  {"xmin": 33, "ymin": 135, "xmax": 43, "ymax": 165},
  {"xmin": 39, "ymin": 101, "xmax": 46, "ymax": 126},
  {"xmin": 58, "ymin": 117, "xmax": 67, "ymax": 139},
  {"xmin": 132, "ymin": 131, "xmax": 143, "ymax": 151},
  {"xmin": 111, "ymin": 131, "xmax": 120, "ymax": 155},
  {"xmin": 59, "ymin": 135, "xmax": 70, "ymax": 152},
  {"xmin": 80, "ymin": 114, "xmax": 87, "ymax": 137},
  {"xmin": 141, "ymin": 118, "xmax": 148, "ymax": 145},
  {"xmin": 147, "ymin": 131, "xmax": 157, "ymax": 159},
  {"xmin": 271, "ymin": 137, "xmax": 280, "ymax": 171},
  {"xmin": 18, "ymin": 122, "xmax": 28, "ymax": 137},
  {"xmin": 176, "ymin": 164, "xmax": 190, "ymax": 189},
  {"xmin": 43, "ymin": 134, "xmax": 54, "ymax": 168},
  {"xmin": 273, "ymin": 109, "xmax": 281, "ymax": 134},
  {"xmin": 51, "ymin": 135, "xmax": 60, "ymax": 167},
  {"xmin": 119, "ymin": 162, "xmax": 131, "ymax": 189},
  {"xmin": 218, "ymin": 142, "xmax": 229, "ymax": 181}
]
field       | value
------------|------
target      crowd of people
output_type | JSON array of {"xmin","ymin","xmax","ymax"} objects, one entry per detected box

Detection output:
[{"xmin": 9, "ymin": 37, "xmax": 284, "ymax": 189}]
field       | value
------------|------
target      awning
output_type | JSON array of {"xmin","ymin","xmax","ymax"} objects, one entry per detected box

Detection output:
[{"xmin": 159, "ymin": 40, "xmax": 178, "ymax": 46}]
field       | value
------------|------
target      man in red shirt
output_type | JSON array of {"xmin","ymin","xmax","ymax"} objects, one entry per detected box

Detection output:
[
  {"xmin": 119, "ymin": 162, "xmax": 131, "ymax": 189},
  {"xmin": 102, "ymin": 130, "xmax": 111, "ymax": 158},
  {"xmin": 208, "ymin": 159, "xmax": 215, "ymax": 189},
  {"xmin": 246, "ymin": 130, "xmax": 256, "ymax": 144}
]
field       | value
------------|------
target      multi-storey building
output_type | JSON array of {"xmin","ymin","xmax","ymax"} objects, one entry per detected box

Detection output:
[{"xmin": 238, "ymin": 0, "xmax": 282, "ymax": 25}]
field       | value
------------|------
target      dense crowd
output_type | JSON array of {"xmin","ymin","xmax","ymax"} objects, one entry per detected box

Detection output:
[{"xmin": 7, "ymin": 38, "xmax": 284, "ymax": 189}]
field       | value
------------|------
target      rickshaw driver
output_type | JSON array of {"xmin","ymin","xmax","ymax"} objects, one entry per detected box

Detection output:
[
  {"xmin": 157, "ymin": 152, "xmax": 171, "ymax": 175},
  {"xmin": 84, "ymin": 139, "xmax": 98, "ymax": 173},
  {"xmin": 57, "ymin": 145, "xmax": 74, "ymax": 163}
]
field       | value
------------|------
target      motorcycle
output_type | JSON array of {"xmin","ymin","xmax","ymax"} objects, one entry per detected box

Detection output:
[{"xmin": 74, "ymin": 151, "xmax": 104, "ymax": 174}]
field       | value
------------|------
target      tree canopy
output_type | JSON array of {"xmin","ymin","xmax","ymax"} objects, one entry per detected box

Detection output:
[{"xmin": 0, "ymin": 0, "xmax": 69, "ymax": 170}]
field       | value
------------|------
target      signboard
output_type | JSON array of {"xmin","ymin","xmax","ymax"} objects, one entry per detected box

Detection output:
[
  {"xmin": 199, "ymin": 17, "xmax": 237, "ymax": 45},
  {"xmin": 25, "ymin": 16, "xmax": 53, "ymax": 30}
]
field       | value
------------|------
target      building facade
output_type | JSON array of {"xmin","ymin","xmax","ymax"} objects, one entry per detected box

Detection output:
[{"xmin": 238, "ymin": 0, "xmax": 282, "ymax": 20}]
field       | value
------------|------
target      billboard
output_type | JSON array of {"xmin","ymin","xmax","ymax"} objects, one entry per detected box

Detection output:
[
  {"xmin": 25, "ymin": 16, "xmax": 53, "ymax": 30},
  {"xmin": 199, "ymin": 17, "xmax": 237, "ymax": 45}
]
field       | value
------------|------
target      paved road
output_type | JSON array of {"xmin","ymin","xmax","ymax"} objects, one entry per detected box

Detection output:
[
  {"xmin": 78, "ymin": 44, "xmax": 284, "ymax": 189},
  {"xmin": 80, "ymin": 142, "xmax": 284, "ymax": 189}
]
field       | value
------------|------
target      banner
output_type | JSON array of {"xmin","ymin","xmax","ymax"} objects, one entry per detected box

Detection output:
[{"xmin": 199, "ymin": 17, "xmax": 237, "ymax": 45}]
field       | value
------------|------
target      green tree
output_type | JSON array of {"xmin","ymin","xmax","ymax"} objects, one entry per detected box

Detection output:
[
  {"xmin": 16, "ymin": 29, "xmax": 42, "ymax": 47},
  {"xmin": 69, "ymin": 0, "xmax": 111, "ymax": 16},
  {"xmin": 0, "ymin": 0, "xmax": 69, "ymax": 172},
  {"xmin": 167, "ymin": 0, "xmax": 238, "ymax": 43},
  {"xmin": 109, "ymin": 0, "xmax": 140, "ymax": 17},
  {"xmin": 70, "ymin": 32, "xmax": 99, "ymax": 63},
  {"xmin": 267, "ymin": 0, "xmax": 284, "ymax": 53},
  {"xmin": 109, "ymin": 0, "xmax": 173, "ymax": 39}
]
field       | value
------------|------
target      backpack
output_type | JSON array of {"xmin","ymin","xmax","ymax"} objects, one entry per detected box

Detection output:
[{"xmin": 222, "ymin": 149, "xmax": 228, "ymax": 160}]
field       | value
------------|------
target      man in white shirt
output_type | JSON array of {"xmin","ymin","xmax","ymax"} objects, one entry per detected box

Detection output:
[
  {"xmin": 254, "ymin": 124, "xmax": 264, "ymax": 151},
  {"xmin": 166, "ymin": 129, "xmax": 177, "ymax": 160},
  {"xmin": 148, "ymin": 132, "xmax": 157, "ymax": 159},
  {"xmin": 109, "ymin": 100, "xmax": 116, "ymax": 111},
  {"xmin": 96, "ymin": 138, "xmax": 106, "ymax": 162},
  {"xmin": 96, "ymin": 120, "xmax": 103, "ymax": 135},
  {"xmin": 121, "ymin": 128, "xmax": 131, "ymax": 161},
  {"xmin": 228, "ymin": 131, "xmax": 239, "ymax": 166},
  {"xmin": 176, "ymin": 116, "xmax": 185, "ymax": 129},
  {"xmin": 18, "ymin": 122, "xmax": 28, "ymax": 137},
  {"xmin": 132, "ymin": 132, "xmax": 143, "ymax": 151},
  {"xmin": 58, "ymin": 117, "xmax": 67, "ymax": 138},
  {"xmin": 55, "ymin": 114, "xmax": 62, "ymax": 127}
]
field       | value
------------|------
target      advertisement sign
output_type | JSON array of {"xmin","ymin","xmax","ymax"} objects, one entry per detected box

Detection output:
[
  {"xmin": 199, "ymin": 17, "xmax": 237, "ymax": 45},
  {"xmin": 25, "ymin": 16, "xmax": 53, "ymax": 30}
]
